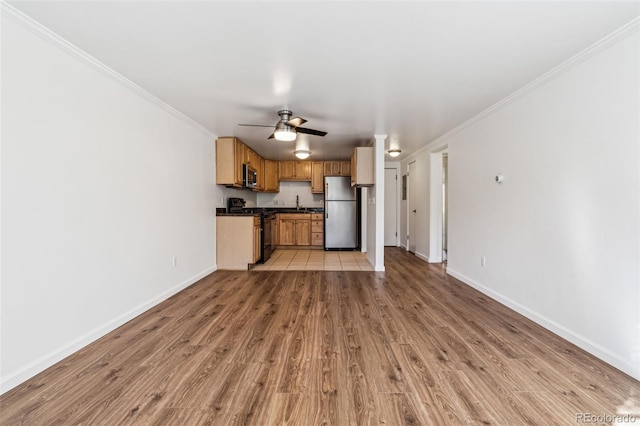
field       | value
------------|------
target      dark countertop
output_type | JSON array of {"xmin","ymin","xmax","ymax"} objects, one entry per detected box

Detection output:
[
  {"xmin": 216, "ymin": 212, "xmax": 260, "ymax": 217},
  {"xmin": 216, "ymin": 207, "xmax": 324, "ymax": 216}
]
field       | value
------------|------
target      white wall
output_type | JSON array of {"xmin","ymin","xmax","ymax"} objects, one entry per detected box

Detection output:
[
  {"xmin": 1, "ymin": 14, "xmax": 219, "ymax": 391},
  {"xmin": 441, "ymin": 30, "xmax": 639, "ymax": 379},
  {"xmin": 256, "ymin": 181, "xmax": 323, "ymax": 208}
]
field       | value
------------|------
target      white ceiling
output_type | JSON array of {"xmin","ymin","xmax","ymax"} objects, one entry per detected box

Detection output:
[{"xmin": 9, "ymin": 1, "xmax": 639, "ymax": 161}]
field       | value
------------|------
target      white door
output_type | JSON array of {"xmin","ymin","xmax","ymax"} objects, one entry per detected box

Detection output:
[
  {"xmin": 384, "ymin": 168, "xmax": 397, "ymax": 246},
  {"xmin": 408, "ymin": 161, "xmax": 417, "ymax": 253}
]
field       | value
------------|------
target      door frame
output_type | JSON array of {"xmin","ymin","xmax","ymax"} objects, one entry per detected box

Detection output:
[
  {"xmin": 384, "ymin": 164, "xmax": 401, "ymax": 247},
  {"xmin": 428, "ymin": 147, "xmax": 448, "ymax": 263},
  {"xmin": 407, "ymin": 160, "xmax": 417, "ymax": 253}
]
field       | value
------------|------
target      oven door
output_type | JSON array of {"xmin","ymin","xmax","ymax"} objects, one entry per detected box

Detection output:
[{"xmin": 261, "ymin": 216, "xmax": 273, "ymax": 262}]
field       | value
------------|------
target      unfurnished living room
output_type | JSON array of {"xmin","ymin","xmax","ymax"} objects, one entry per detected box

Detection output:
[{"xmin": 1, "ymin": 1, "xmax": 639, "ymax": 424}]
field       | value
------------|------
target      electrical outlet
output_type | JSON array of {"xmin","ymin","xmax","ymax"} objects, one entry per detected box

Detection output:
[
  {"xmin": 172, "ymin": 256, "xmax": 177, "ymax": 267},
  {"xmin": 481, "ymin": 256, "xmax": 486, "ymax": 267}
]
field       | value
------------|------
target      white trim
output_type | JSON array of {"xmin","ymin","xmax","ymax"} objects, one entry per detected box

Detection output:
[
  {"xmin": 415, "ymin": 251, "xmax": 429, "ymax": 263},
  {"xmin": 0, "ymin": 2, "xmax": 214, "ymax": 138},
  {"xmin": 0, "ymin": 265, "xmax": 218, "ymax": 394},
  {"xmin": 401, "ymin": 18, "xmax": 640, "ymax": 163},
  {"xmin": 384, "ymin": 163, "xmax": 401, "ymax": 247},
  {"xmin": 446, "ymin": 268, "xmax": 640, "ymax": 381}
]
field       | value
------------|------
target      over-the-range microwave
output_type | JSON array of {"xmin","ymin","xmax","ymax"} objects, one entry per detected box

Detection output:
[{"xmin": 243, "ymin": 164, "xmax": 257, "ymax": 189}]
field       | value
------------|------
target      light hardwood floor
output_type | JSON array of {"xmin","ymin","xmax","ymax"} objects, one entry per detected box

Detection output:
[{"xmin": 1, "ymin": 248, "xmax": 638, "ymax": 425}]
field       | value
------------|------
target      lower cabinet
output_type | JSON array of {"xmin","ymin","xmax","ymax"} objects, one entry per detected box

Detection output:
[
  {"xmin": 217, "ymin": 215, "xmax": 261, "ymax": 270},
  {"xmin": 311, "ymin": 213, "xmax": 324, "ymax": 246},
  {"xmin": 295, "ymin": 220, "xmax": 311, "ymax": 246},
  {"xmin": 278, "ymin": 214, "xmax": 312, "ymax": 246},
  {"xmin": 279, "ymin": 219, "xmax": 296, "ymax": 246}
]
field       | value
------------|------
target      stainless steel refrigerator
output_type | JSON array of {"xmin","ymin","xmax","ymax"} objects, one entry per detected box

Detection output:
[{"xmin": 324, "ymin": 176, "xmax": 358, "ymax": 249}]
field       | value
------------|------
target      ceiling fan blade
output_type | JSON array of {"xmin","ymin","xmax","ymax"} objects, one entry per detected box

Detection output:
[
  {"xmin": 268, "ymin": 132, "xmax": 275, "ymax": 139},
  {"xmin": 287, "ymin": 117, "xmax": 307, "ymax": 128},
  {"xmin": 296, "ymin": 127, "xmax": 327, "ymax": 137},
  {"xmin": 238, "ymin": 124, "xmax": 274, "ymax": 128}
]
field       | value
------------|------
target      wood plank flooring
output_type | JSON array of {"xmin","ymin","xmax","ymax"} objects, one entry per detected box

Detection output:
[{"xmin": 1, "ymin": 248, "xmax": 638, "ymax": 425}]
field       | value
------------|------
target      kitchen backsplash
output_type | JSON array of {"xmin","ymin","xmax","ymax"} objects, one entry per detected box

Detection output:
[{"xmin": 257, "ymin": 181, "xmax": 323, "ymax": 208}]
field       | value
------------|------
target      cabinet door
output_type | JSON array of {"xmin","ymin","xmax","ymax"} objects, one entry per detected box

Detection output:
[
  {"xmin": 324, "ymin": 161, "xmax": 341, "ymax": 176},
  {"xmin": 311, "ymin": 161, "xmax": 324, "ymax": 193},
  {"xmin": 279, "ymin": 161, "xmax": 296, "ymax": 180},
  {"xmin": 340, "ymin": 161, "xmax": 351, "ymax": 176},
  {"xmin": 279, "ymin": 219, "xmax": 296, "ymax": 245},
  {"xmin": 311, "ymin": 232, "xmax": 323, "ymax": 246},
  {"xmin": 295, "ymin": 161, "xmax": 311, "ymax": 181},
  {"xmin": 352, "ymin": 147, "xmax": 374, "ymax": 186},
  {"xmin": 235, "ymin": 139, "xmax": 245, "ymax": 186},
  {"xmin": 256, "ymin": 157, "xmax": 265, "ymax": 191},
  {"xmin": 264, "ymin": 160, "xmax": 279, "ymax": 192},
  {"xmin": 271, "ymin": 217, "xmax": 278, "ymax": 247},
  {"xmin": 295, "ymin": 220, "xmax": 311, "ymax": 246}
]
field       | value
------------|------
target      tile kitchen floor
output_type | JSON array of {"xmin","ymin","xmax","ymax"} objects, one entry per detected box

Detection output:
[{"xmin": 252, "ymin": 249, "xmax": 374, "ymax": 271}]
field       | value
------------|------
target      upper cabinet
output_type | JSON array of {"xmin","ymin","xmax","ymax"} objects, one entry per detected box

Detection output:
[
  {"xmin": 311, "ymin": 161, "xmax": 324, "ymax": 193},
  {"xmin": 323, "ymin": 161, "xmax": 351, "ymax": 177},
  {"xmin": 216, "ymin": 137, "xmax": 267, "ymax": 191},
  {"xmin": 279, "ymin": 161, "xmax": 311, "ymax": 181},
  {"xmin": 217, "ymin": 137, "xmax": 360, "ymax": 192},
  {"xmin": 351, "ymin": 147, "xmax": 374, "ymax": 187},
  {"xmin": 216, "ymin": 136, "xmax": 244, "ymax": 187},
  {"xmin": 264, "ymin": 160, "xmax": 279, "ymax": 192}
]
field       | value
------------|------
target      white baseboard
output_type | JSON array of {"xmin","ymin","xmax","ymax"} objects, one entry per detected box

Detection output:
[
  {"xmin": 415, "ymin": 251, "xmax": 429, "ymax": 262},
  {"xmin": 398, "ymin": 243, "xmax": 407, "ymax": 250},
  {"xmin": 446, "ymin": 268, "xmax": 640, "ymax": 381},
  {"xmin": 0, "ymin": 265, "xmax": 218, "ymax": 394}
]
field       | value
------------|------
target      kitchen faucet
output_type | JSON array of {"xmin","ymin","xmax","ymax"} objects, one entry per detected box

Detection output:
[{"xmin": 296, "ymin": 195, "xmax": 300, "ymax": 210}]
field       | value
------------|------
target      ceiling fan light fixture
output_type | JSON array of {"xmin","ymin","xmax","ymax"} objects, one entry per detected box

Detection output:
[
  {"xmin": 387, "ymin": 149, "xmax": 402, "ymax": 157},
  {"xmin": 294, "ymin": 150, "xmax": 311, "ymax": 159},
  {"xmin": 273, "ymin": 122, "xmax": 297, "ymax": 141}
]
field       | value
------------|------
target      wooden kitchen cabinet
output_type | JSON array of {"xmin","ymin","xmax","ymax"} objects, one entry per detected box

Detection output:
[
  {"xmin": 351, "ymin": 147, "xmax": 374, "ymax": 187},
  {"xmin": 295, "ymin": 220, "xmax": 311, "ymax": 246},
  {"xmin": 264, "ymin": 160, "xmax": 279, "ymax": 192},
  {"xmin": 278, "ymin": 213, "xmax": 311, "ymax": 246},
  {"xmin": 279, "ymin": 218, "xmax": 296, "ymax": 245},
  {"xmin": 279, "ymin": 161, "xmax": 296, "ymax": 180},
  {"xmin": 311, "ymin": 161, "xmax": 324, "ymax": 193},
  {"xmin": 216, "ymin": 215, "xmax": 261, "ymax": 269},
  {"xmin": 311, "ymin": 213, "xmax": 324, "ymax": 246},
  {"xmin": 340, "ymin": 161, "xmax": 351, "ymax": 176},
  {"xmin": 279, "ymin": 161, "xmax": 311, "ymax": 181},
  {"xmin": 324, "ymin": 161, "xmax": 351, "ymax": 177},
  {"xmin": 256, "ymin": 157, "xmax": 265, "ymax": 192},
  {"xmin": 216, "ymin": 136, "xmax": 245, "ymax": 187}
]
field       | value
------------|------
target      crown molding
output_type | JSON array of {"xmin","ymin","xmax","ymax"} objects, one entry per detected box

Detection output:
[
  {"xmin": 402, "ymin": 16, "xmax": 640, "ymax": 163},
  {"xmin": 1, "ymin": 1, "xmax": 214, "ymax": 138}
]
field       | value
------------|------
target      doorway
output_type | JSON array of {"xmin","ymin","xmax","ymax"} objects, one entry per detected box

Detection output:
[
  {"xmin": 428, "ymin": 148, "xmax": 447, "ymax": 263},
  {"xmin": 442, "ymin": 153, "xmax": 448, "ymax": 263},
  {"xmin": 384, "ymin": 168, "xmax": 398, "ymax": 246},
  {"xmin": 407, "ymin": 161, "xmax": 417, "ymax": 253}
]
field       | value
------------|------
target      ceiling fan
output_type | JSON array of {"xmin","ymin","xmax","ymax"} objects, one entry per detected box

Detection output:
[{"xmin": 238, "ymin": 110, "xmax": 327, "ymax": 141}]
